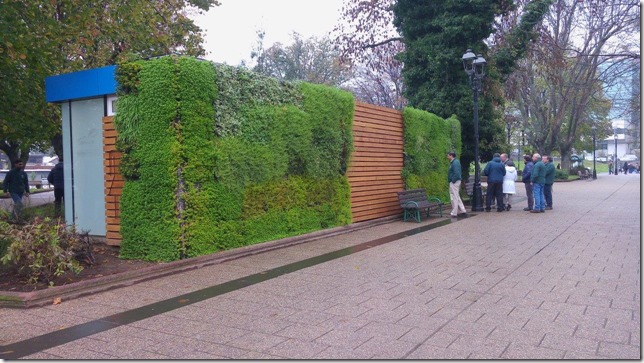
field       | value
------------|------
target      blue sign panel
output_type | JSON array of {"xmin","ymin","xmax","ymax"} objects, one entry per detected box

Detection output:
[{"xmin": 45, "ymin": 65, "xmax": 117, "ymax": 103}]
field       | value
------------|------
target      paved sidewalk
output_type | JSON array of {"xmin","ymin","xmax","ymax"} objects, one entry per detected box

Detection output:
[
  {"xmin": 0, "ymin": 190, "xmax": 55, "ymax": 211},
  {"xmin": 0, "ymin": 174, "xmax": 640, "ymax": 359}
]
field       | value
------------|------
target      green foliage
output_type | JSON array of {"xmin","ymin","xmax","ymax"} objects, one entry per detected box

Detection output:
[
  {"xmin": 401, "ymin": 107, "xmax": 461, "ymax": 202},
  {"xmin": 392, "ymin": 0, "xmax": 510, "ymax": 178},
  {"xmin": 0, "ymin": 0, "xmax": 217, "ymax": 168},
  {"xmin": 116, "ymin": 57, "xmax": 354, "ymax": 261},
  {"xmin": 494, "ymin": 0, "xmax": 555, "ymax": 78},
  {"xmin": 115, "ymin": 57, "xmax": 182, "ymax": 261},
  {"xmin": 0, "ymin": 217, "xmax": 84, "ymax": 285},
  {"xmin": 554, "ymin": 169, "xmax": 569, "ymax": 180},
  {"xmin": 213, "ymin": 64, "xmax": 302, "ymax": 137}
]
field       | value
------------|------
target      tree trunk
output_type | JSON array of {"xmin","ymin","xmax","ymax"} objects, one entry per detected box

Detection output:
[
  {"xmin": 51, "ymin": 133, "xmax": 63, "ymax": 159},
  {"xmin": 559, "ymin": 149, "xmax": 571, "ymax": 171}
]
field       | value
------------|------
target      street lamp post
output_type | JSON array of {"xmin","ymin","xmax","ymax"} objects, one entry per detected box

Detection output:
[
  {"xmin": 614, "ymin": 132, "xmax": 618, "ymax": 175},
  {"xmin": 462, "ymin": 49, "xmax": 486, "ymax": 212},
  {"xmin": 592, "ymin": 126, "xmax": 597, "ymax": 179},
  {"xmin": 521, "ymin": 129, "xmax": 525, "ymax": 170}
]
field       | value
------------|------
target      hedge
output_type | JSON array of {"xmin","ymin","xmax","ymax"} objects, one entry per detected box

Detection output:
[
  {"xmin": 115, "ymin": 57, "xmax": 353, "ymax": 261},
  {"xmin": 401, "ymin": 107, "xmax": 461, "ymax": 203}
]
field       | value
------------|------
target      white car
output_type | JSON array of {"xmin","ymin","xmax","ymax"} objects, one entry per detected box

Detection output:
[{"xmin": 620, "ymin": 154, "xmax": 638, "ymax": 162}]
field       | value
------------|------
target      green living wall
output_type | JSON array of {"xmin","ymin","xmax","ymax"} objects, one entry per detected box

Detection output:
[
  {"xmin": 114, "ymin": 56, "xmax": 353, "ymax": 261},
  {"xmin": 401, "ymin": 107, "xmax": 461, "ymax": 203}
]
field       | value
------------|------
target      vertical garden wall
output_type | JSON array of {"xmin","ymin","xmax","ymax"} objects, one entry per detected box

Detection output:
[
  {"xmin": 401, "ymin": 107, "xmax": 462, "ymax": 203},
  {"xmin": 114, "ymin": 56, "xmax": 354, "ymax": 261}
]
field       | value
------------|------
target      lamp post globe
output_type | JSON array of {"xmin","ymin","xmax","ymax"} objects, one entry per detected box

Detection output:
[
  {"xmin": 462, "ymin": 49, "xmax": 486, "ymax": 212},
  {"xmin": 592, "ymin": 126, "xmax": 597, "ymax": 179}
]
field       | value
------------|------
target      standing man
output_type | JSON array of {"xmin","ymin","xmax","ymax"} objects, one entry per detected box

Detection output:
[
  {"xmin": 447, "ymin": 152, "xmax": 467, "ymax": 217},
  {"xmin": 483, "ymin": 153, "xmax": 506, "ymax": 212},
  {"xmin": 543, "ymin": 155, "xmax": 555, "ymax": 210},
  {"xmin": 522, "ymin": 155, "xmax": 534, "ymax": 211},
  {"xmin": 2, "ymin": 159, "xmax": 30, "ymax": 222},
  {"xmin": 530, "ymin": 153, "xmax": 546, "ymax": 213},
  {"xmin": 500, "ymin": 153, "xmax": 509, "ymax": 165},
  {"xmin": 47, "ymin": 157, "xmax": 64, "ymax": 216}
]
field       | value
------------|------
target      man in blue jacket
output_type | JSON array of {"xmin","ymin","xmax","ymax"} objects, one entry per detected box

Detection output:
[
  {"xmin": 530, "ymin": 153, "xmax": 546, "ymax": 213},
  {"xmin": 47, "ymin": 158, "xmax": 64, "ymax": 216},
  {"xmin": 543, "ymin": 155, "xmax": 555, "ymax": 210},
  {"xmin": 2, "ymin": 159, "xmax": 30, "ymax": 222},
  {"xmin": 483, "ymin": 153, "xmax": 506, "ymax": 212},
  {"xmin": 522, "ymin": 154, "xmax": 534, "ymax": 211}
]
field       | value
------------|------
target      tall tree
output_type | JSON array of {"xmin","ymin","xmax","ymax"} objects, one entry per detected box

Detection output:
[
  {"xmin": 346, "ymin": 42, "xmax": 406, "ymax": 110},
  {"xmin": 251, "ymin": 32, "xmax": 351, "ymax": 87},
  {"xmin": 505, "ymin": 0, "xmax": 639, "ymax": 168},
  {"xmin": 393, "ymin": 0, "xmax": 512, "ymax": 170},
  {"xmin": 335, "ymin": 0, "xmax": 552, "ymax": 175},
  {"xmin": 0, "ymin": 0, "xmax": 218, "ymax": 167}
]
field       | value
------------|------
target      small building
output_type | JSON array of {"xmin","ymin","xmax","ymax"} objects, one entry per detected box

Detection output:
[{"xmin": 45, "ymin": 66, "xmax": 118, "ymax": 239}]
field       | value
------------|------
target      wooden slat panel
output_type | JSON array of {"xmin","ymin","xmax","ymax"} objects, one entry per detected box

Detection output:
[
  {"xmin": 354, "ymin": 113, "xmax": 404, "ymax": 127},
  {"xmin": 352, "ymin": 210, "xmax": 401, "ymax": 222},
  {"xmin": 350, "ymin": 186, "xmax": 404, "ymax": 197},
  {"xmin": 104, "ymin": 180, "xmax": 125, "ymax": 188},
  {"xmin": 353, "ymin": 125, "xmax": 401, "ymax": 138},
  {"xmin": 103, "ymin": 116, "xmax": 122, "ymax": 245},
  {"xmin": 105, "ymin": 209, "xmax": 120, "ymax": 217},
  {"xmin": 349, "ymin": 103, "xmax": 404, "ymax": 223}
]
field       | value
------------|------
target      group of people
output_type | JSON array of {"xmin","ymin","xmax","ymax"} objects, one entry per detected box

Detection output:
[
  {"xmin": 609, "ymin": 160, "xmax": 641, "ymax": 175},
  {"xmin": 521, "ymin": 153, "xmax": 555, "ymax": 213},
  {"xmin": 2, "ymin": 157, "xmax": 64, "ymax": 223},
  {"xmin": 446, "ymin": 152, "xmax": 555, "ymax": 217}
]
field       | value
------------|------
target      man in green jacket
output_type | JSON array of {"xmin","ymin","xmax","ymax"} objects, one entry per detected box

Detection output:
[
  {"xmin": 530, "ymin": 153, "xmax": 546, "ymax": 213},
  {"xmin": 543, "ymin": 155, "xmax": 555, "ymax": 210},
  {"xmin": 447, "ymin": 152, "xmax": 467, "ymax": 217},
  {"xmin": 2, "ymin": 159, "xmax": 30, "ymax": 222}
]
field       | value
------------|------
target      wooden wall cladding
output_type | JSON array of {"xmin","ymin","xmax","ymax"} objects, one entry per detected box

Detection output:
[
  {"xmin": 348, "ymin": 102, "xmax": 404, "ymax": 222},
  {"xmin": 102, "ymin": 116, "xmax": 123, "ymax": 246}
]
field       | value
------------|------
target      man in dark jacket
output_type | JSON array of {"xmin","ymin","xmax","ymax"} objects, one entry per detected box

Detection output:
[
  {"xmin": 2, "ymin": 159, "xmax": 30, "ymax": 222},
  {"xmin": 530, "ymin": 153, "xmax": 546, "ymax": 213},
  {"xmin": 47, "ymin": 158, "xmax": 64, "ymax": 215},
  {"xmin": 522, "ymin": 155, "xmax": 534, "ymax": 211},
  {"xmin": 447, "ymin": 152, "xmax": 467, "ymax": 217},
  {"xmin": 543, "ymin": 155, "xmax": 555, "ymax": 210},
  {"xmin": 483, "ymin": 153, "xmax": 506, "ymax": 212}
]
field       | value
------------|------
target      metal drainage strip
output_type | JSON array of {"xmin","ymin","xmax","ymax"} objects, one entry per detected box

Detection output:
[{"xmin": 0, "ymin": 217, "xmax": 464, "ymax": 359}]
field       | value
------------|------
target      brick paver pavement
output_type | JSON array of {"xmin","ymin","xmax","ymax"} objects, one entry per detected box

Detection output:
[{"xmin": 0, "ymin": 173, "xmax": 640, "ymax": 359}]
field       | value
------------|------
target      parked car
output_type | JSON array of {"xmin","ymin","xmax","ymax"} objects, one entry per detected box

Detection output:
[
  {"xmin": 620, "ymin": 154, "xmax": 638, "ymax": 162},
  {"xmin": 596, "ymin": 156, "xmax": 608, "ymax": 162}
]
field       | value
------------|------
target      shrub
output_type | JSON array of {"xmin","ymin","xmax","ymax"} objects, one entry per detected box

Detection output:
[
  {"xmin": 1, "ymin": 217, "xmax": 84, "ymax": 285},
  {"xmin": 401, "ymin": 107, "xmax": 461, "ymax": 202},
  {"xmin": 555, "ymin": 169, "xmax": 569, "ymax": 180}
]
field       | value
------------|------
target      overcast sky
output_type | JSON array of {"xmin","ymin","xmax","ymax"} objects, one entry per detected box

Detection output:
[{"xmin": 191, "ymin": 0, "xmax": 345, "ymax": 66}]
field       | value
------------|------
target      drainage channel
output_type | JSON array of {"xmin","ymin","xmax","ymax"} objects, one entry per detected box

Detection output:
[{"xmin": 0, "ymin": 215, "xmax": 472, "ymax": 359}]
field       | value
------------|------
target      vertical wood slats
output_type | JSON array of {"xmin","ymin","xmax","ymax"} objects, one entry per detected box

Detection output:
[
  {"xmin": 103, "ymin": 116, "xmax": 122, "ymax": 246},
  {"xmin": 348, "ymin": 102, "xmax": 404, "ymax": 222}
]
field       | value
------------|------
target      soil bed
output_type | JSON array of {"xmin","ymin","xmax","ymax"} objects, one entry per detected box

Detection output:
[{"xmin": 0, "ymin": 244, "xmax": 158, "ymax": 292}]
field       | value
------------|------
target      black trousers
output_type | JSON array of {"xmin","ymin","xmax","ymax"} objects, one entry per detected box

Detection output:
[
  {"xmin": 54, "ymin": 187, "xmax": 64, "ymax": 214},
  {"xmin": 524, "ymin": 182, "xmax": 533, "ymax": 209},
  {"xmin": 486, "ymin": 181, "xmax": 504, "ymax": 211}
]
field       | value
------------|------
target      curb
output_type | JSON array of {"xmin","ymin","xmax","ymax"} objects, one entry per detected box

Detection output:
[{"xmin": 0, "ymin": 215, "xmax": 401, "ymax": 308}]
